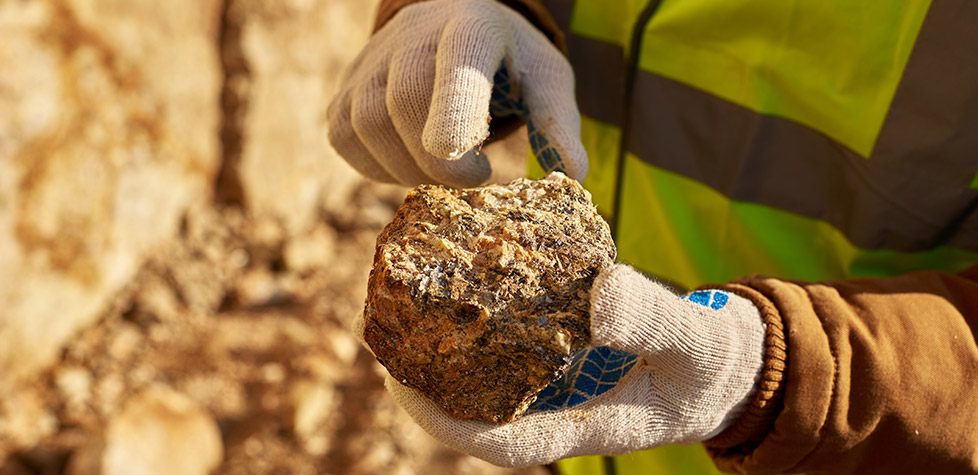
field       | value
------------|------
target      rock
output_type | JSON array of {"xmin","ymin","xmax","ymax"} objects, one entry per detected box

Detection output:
[
  {"xmin": 364, "ymin": 172, "xmax": 616, "ymax": 423},
  {"xmin": 283, "ymin": 225, "xmax": 336, "ymax": 273},
  {"xmin": 54, "ymin": 367, "xmax": 93, "ymax": 409},
  {"xmin": 0, "ymin": 388, "xmax": 58, "ymax": 451},
  {"xmin": 93, "ymin": 374, "xmax": 125, "ymax": 417},
  {"xmin": 290, "ymin": 379, "xmax": 337, "ymax": 455},
  {"xmin": 232, "ymin": 268, "xmax": 298, "ymax": 308},
  {"xmin": 0, "ymin": 0, "xmax": 221, "ymax": 389},
  {"xmin": 220, "ymin": 0, "xmax": 378, "ymax": 234},
  {"xmin": 107, "ymin": 323, "xmax": 143, "ymax": 361},
  {"xmin": 325, "ymin": 328, "xmax": 360, "ymax": 366},
  {"xmin": 180, "ymin": 375, "xmax": 247, "ymax": 420},
  {"xmin": 75, "ymin": 386, "xmax": 223, "ymax": 475}
]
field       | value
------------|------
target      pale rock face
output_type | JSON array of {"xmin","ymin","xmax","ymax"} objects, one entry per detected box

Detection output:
[
  {"xmin": 0, "ymin": 0, "xmax": 222, "ymax": 388},
  {"xmin": 69, "ymin": 386, "xmax": 223, "ymax": 475},
  {"xmin": 284, "ymin": 224, "xmax": 336, "ymax": 273},
  {"xmin": 290, "ymin": 379, "xmax": 339, "ymax": 455},
  {"xmin": 222, "ymin": 0, "xmax": 376, "ymax": 234}
]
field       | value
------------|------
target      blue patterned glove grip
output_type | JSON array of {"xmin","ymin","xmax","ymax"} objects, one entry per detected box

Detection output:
[{"xmin": 489, "ymin": 62, "xmax": 569, "ymax": 174}]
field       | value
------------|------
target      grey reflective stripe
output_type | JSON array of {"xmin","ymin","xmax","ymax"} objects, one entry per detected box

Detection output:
[
  {"xmin": 626, "ymin": 71, "xmax": 978, "ymax": 251},
  {"xmin": 871, "ymin": 0, "xmax": 978, "ymax": 247},
  {"xmin": 567, "ymin": 34, "xmax": 626, "ymax": 127},
  {"xmin": 542, "ymin": 0, "xmax": 628, "ymax": 127},
  {"xmin": 543, "ymin": 0, "xmax": 978, "ymax": 252},
  {"xmin": 875, "ymin": 0, "xmax": 978, "ymax": 166},
  {"xmin": 541, "ymin": 0, "xmax": 573, "ymax": 31}
]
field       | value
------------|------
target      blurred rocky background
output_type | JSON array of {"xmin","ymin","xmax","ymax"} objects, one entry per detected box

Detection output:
[{"xmin": 0, "ymin": 0, "xmax": 533, "ymax": 473}]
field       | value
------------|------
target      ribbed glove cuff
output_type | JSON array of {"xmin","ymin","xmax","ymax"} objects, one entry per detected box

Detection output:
[{"xmin": 703, "ymin": 283, "xmax": 787, "ymax": 450}]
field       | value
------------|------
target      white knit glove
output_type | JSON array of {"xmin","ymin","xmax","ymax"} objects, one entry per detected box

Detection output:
[
  {"xmin": 382, "ymin": 264, "xmax": 766, "ymax": 467},
  {"xmin": 326, "ymin": 0, "xmax": 587, "ymax": 188}
]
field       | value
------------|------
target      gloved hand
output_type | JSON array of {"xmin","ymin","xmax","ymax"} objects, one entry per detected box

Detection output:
[
  {"xmin": 326, "ymin": 0, "xmax": 587, "ymax": 188},
  {"xmin": 380, "ymin": 264, "xmax": 766, "ymax": 467}
]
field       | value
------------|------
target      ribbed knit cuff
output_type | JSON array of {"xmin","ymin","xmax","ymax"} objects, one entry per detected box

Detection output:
[{"xmin": 701, "ymin": 283, "xmax": 787, "ymax": 450}]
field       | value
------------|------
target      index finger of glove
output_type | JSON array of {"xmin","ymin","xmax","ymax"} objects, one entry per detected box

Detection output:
[
  {"xmin": 350, "ymin": 73, "xmax": 434, "ymax": 186},
  {"xmin": 422, "ymin": 5, "xmax": 508, "ymax": 160},
  {"xmin": 387, "ymin": 45, "xmax": 492, "ymax": 188}
]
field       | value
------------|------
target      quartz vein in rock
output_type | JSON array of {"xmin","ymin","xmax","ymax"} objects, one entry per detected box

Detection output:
[{"xmin": 364, "ymin": 172, "xmax": 616, "ymax": 423}]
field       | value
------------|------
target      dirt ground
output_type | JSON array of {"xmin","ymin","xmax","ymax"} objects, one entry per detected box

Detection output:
[
  {"xmin": 1, "ymin": 134, "xmax": 538, "ymax": 475},
  {"xmin": 0, "ymin": 0, "xmax": 544, "ymax": 471}
]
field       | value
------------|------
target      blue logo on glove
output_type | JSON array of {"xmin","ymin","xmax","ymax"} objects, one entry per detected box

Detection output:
[
  {"xmin": 527, "ymin": 346, "xmax": 639, "ymax": 413},
  {"xmin": 489, "ymin": 62, "xmax": 567, "ymax": 174},
  {"xmin": 680, "ymin": 289, "xmax": 729, "ymax": 310}
]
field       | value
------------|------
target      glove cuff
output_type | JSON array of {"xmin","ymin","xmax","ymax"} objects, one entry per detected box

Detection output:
[{"xmin": 703, "ymin": 283, "xmax": 788, "ymax": 450}]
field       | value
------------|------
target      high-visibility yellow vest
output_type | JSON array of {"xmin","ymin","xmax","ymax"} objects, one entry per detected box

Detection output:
[{"xmin": 526, "ymin": 0, "xmax": 978, "ymax": 472}]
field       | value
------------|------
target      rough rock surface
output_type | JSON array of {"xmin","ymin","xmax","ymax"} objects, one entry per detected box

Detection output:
[
  {"xmin": 218, "ymin": 0, "xmax": 372, "ymax": 234},
  {"xmin": 365, "ymin": 172, "xmax": 616, "ymax": 423}
]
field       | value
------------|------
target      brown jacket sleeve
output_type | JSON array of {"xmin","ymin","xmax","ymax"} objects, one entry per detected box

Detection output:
[{"xmin": 707, "ymin": 265, "xmax": 978, "ymax": 474}]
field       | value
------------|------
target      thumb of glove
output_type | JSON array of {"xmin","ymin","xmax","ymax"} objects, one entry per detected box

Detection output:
[{"xmin": 590, "ymin": 264, "xmax": 767, "ymax": 442}]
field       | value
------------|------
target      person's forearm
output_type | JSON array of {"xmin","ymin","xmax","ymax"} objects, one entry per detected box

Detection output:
[
  {"xmin": 373, "ymin": 0, "xmax": 566, "ymax": 54},
  {"xmin": 709, "ymin": 266, "xmax": 978, "ymax": 474}
]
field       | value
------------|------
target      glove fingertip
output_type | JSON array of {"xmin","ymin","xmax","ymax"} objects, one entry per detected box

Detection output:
[
  {"xmin": 422, "ymin": 116, "xmax": 491, "ymax": 160},
  {"xmin": 327, "ymin": 121, "xmax": 400, "ymax": 185},
  {"xmin": 416, "ymin": 147, "xmax": 492, "ymax": 188}
]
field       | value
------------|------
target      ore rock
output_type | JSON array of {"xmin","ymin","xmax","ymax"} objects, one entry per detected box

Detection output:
[{"xmin": 363, "ymin": 172, "xmax": 616, "ymax": 423}]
